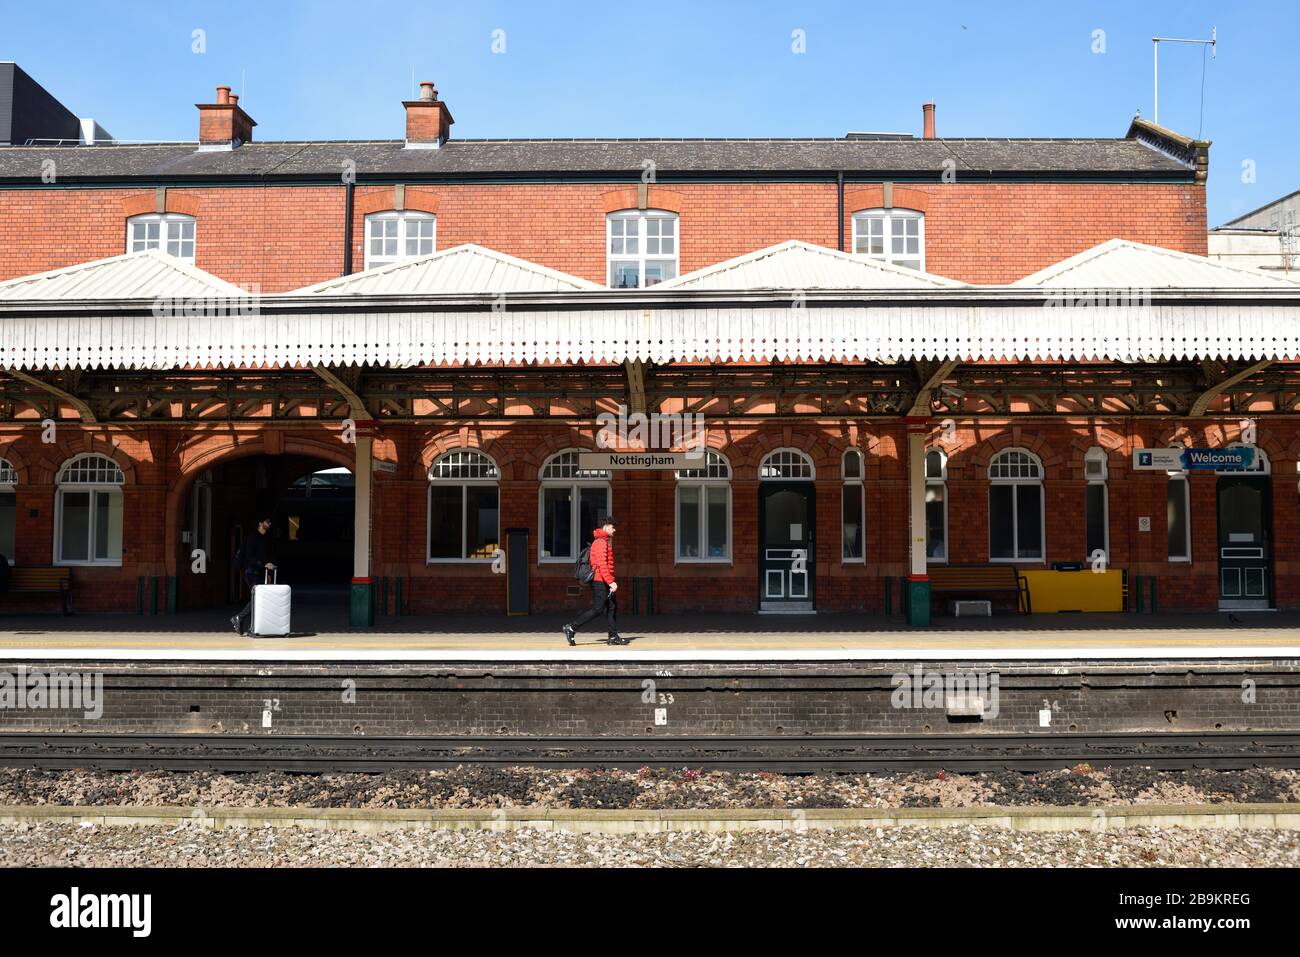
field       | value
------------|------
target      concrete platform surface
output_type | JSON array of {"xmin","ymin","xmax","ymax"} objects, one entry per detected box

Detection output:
[{"xmin": 1, "ymin": 604, "xmax": 1298, "ymax": 660}]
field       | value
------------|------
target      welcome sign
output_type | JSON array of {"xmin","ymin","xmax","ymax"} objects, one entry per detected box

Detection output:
[{"xmin": 1132, "ymin": 447, "xmax": 1256, "ymax": 471}]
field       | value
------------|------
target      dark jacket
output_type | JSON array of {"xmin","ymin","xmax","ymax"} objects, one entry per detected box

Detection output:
[
  {"xmin": 242, "ymin": 530, "xmax": 270, "ymax": 583},
  {"xmin": 590, "ymin": 529, "xmax": 615, "ymax": 584}
]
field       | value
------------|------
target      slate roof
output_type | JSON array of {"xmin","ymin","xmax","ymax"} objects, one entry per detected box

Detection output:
[{"xmin": 0, "ymin": 136, "xmax": 1192, "ymax": 183}]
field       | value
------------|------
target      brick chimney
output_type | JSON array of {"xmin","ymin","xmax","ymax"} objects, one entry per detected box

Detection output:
[
  {"xmin": 922, "ymin": 102, "xmax": 936, "ymax": 139},
  {"xmin": 403, "ymin": 81, "xmax": 453, "ymax": 149},
  {"xmin": 196, "ymin": 84, "xmax": 256, "ymax": 149}
]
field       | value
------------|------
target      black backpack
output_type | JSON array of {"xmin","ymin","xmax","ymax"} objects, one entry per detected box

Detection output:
[{"xmin": 574, "ymin": 544, "xmax": 595, "ymax": 584}]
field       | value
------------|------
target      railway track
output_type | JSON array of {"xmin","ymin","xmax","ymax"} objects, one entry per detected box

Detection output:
[{"xmin": 1, "ymin": 731, "xmax": 1299, "ymax": 773}]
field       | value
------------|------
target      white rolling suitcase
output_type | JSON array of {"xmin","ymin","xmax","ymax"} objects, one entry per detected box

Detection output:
[{"xmin": 251, "ymin": 569, "xmax": 291, "ymax": 637}]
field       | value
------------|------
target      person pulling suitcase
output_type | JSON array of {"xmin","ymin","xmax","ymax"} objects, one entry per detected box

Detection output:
[{"xmin": 231, "ymin": 516, "xmax": 276, "ymax": 636}]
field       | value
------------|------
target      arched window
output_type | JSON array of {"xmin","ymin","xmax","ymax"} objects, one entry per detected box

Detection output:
[
  {"xmin": 841, "ymin": 450, "xmax": 864, "ymax": 562},
  {"xmin": 606, "ymin": 210, "xmax": 678, "ymax": 288},
  {"xmin": 1084, "ymin": 447, "xmax": 1109, "ymax": 563},
  {"xmin": 127, "ymin": 213, "xmax": 196, "ymax": 262},
  {"xmin": 55, "ymin": 454, "xmax": 124, "ymax": 565},
  {"xmin": 759, "ymin": 449, "xmax": 815, "ymax": 480},
  {"xmin": 364, "ymin": 211, "xmax": 436, "ymax": 269},
  {"xmin": 851, "ymin": 208, "xmax": 924, "ymax": 270},
  {"xmin": 925, "ymin": 448, "xmax": 948, "ymax": 562},
  {"xmin": 427, "ymin": 450, "xmax": 500, "ymax": 562},
  {"xmin": 675, "ymin": 451, "xmax": 731, "ymax": 561},
  {"xmin": 539, "ymin": 450, "xmax": 611, "ymax": 561},
  {"xmin": 0, "ymin": 457, "xmax": 15, "ymax": 560},
  {"xmin": 988, "ymin": 448, "xmax": 1043, "ymax": 561},
  {"xmin": 1166, "ymin": 446, "xmax": 1191, "ymax": 561}
]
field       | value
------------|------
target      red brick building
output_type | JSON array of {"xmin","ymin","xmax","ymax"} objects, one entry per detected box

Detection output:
[{"xmin": 2, "ymin": 78, "xmax": 1297, "ymax": 624}]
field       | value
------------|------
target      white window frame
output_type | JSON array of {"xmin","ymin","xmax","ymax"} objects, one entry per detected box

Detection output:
[
  {"xmin": 674, "ymin": 451, "xmax": 732, "ymax": 563},
  {"xmin": 925, "ymin": 448, "xmax": 949, "ymax": 563},
  {"xmin": 538, "ymin": 450, "xmax": 611, "ymax": 564},
  {"xmin": 606, "ymin": 209, "xmax": 679, "ymax": 289},
  {"xmin": 759, "ymin": 448, "xmax": 816, "ymax": 481},
  {"xmin": 54, "ymin": 453, "xmax": 125, "ymax": 567},
  {"xmin": 427, "ymin": 449, "xmax": 501, "ymax": 564},
  {"xmin": 0, "ymin": 457, "xmax": 16, "ymax": 561},
  {"xmin": 987, "ymin": 448, "xmax": 1045, "ymax": 563},
  {"xmin": 126, "ymin": 213, "xmax": 196, "ymax": 263},
  {"xmin": 851, "ymin": 208, "xmax": 925, "ymax": 270},
  {"xmin": 841, "ymin": 450, "xmax": 865, "ymax": 564},
  {"xmin": 363, "ymin": 210, "xmax": 437, "ymax": 269},
  {"xmin": 1166, "ymin": 447, "xmax": 1191, "ymax": 563},
  {"xmin": 1084, "ymin": 447, "xmax": 1109, "ymax": 563}
]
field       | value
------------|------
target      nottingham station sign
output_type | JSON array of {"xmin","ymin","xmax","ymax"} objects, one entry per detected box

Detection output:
[
  {"xmin": 1132, "ymin": 447, "xmax": 1256, "ymax": 471},
  {"xmin": 579, "ymin": 451, "xmax": 703, "ymax": 471}
]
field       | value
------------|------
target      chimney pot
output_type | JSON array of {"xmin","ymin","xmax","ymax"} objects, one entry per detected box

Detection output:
[
  {"xmin": 922, "ymin": 102, "xmax": 936, "ymax": 139},
  {"xmin": 229, "ymin": 93, "xmax": 239, "ymax": 106},
  {"xmin": 419, "ymin": 81, "xmax": 436, "ymax": 101},
  {"xmin": 216, "ymin": 85, "xmax": 231, "ymax": 105}
]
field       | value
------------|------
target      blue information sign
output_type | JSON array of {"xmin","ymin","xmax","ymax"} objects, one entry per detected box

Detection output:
[{"xmin": 1180, "ymin": 447, "xmax": 1255, "ymax": 471}]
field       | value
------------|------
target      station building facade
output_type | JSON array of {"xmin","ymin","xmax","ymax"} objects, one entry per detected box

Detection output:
[{"xmin": 2, "ymin": 82, "xmax": 1298, "ymax": 622}]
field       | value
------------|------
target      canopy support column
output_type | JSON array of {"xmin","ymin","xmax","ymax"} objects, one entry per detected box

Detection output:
[{"xmin": 904, "ymin": 417, "xmax": 931, "ymax": 626}]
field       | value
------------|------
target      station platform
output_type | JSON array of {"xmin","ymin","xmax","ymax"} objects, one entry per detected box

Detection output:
[{"xmin": 1, "ymin": 606, "xmax": 1298, "ymax": 661}]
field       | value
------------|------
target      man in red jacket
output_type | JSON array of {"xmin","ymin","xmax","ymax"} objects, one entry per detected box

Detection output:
[{"xmin": 564, "ymin": 516, "xmax": 628, "ymax": 646}]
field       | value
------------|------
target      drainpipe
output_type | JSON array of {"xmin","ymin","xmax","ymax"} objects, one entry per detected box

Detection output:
[
  {"xmin": 836, "ymin": 171, "xmax": 845, "ymax": 251},
  {"xmin": 342, "ymin": 180, "xmax": 355, "ymax": 275}
]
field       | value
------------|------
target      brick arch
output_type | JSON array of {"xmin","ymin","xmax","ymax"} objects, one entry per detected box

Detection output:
[
  {"xmin": 356, "ymin": 187, "xmax": 440, "ymax": 217},
  {"xmin": 600, "ymin": 187, "xmax": 685, "ymax": 215},
  {"xmin": 0, "ymin": 442, "xmax": 31, "ymax": 484},
  {"xmin": 162, "ymin": 434, "xmax": 355, "ymax": 577},
  {"xmin": 844, "ymin": 185, "xmax": 932, "ymax": 215},
  {"xmin": 968, "ymin": 431, "xmax": 1061, "ymax": 476},
  {"xmin": 418, "ymin": 430, "xmax": 509, "ymax": 473},
  {"xmin": 122, "ymin": 192, "xmax": 201, "ymax": 219},
  {"xmin": 30, "ymin": 436, "xmax": 139, "ymax": 486}
]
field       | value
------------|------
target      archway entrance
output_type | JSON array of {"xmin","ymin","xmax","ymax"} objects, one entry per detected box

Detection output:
[{"xmin": 178, "ymin": 453, "xmax": 355, "ymax": 618}]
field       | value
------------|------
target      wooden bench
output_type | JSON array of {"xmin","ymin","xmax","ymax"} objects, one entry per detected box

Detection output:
[
  {"xmin": 927, "ymin": 564, "xmax": 1031, "ymax": 614},
  {"xmin": 4, "ymin": 567, "xmax": 74, "ymax": 614}
]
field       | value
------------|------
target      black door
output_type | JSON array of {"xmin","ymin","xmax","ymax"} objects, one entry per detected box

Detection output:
[
  {"xmin": 1216, "ymin": 475, "xmax": 1272, "ymax": 609},
  {"xmin": 759, "ymin": 481, "xmax": 815, "ymax": 611}
]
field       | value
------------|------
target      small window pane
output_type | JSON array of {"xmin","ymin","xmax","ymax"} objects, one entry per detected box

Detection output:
[
  {"xmin": 60, "ymin": 490, "xmax": 91, "ymax": 562},
  {"xmin": 542, "ymin": 487, "xmax": 573, "ymax": 559},
  {"xmin": 926, "ymin": 485, "xmax": 946, "ymax": 560},
  {"xmin": 989, "ymin": 484, "xmax": 1014, "ymax": 559},
  {"xmin": 706, "ymin": 485, "xmax": 729, "ymax": 558},
  {"xmin": 842, "ymin": 485, "xmax": 864, "ymax": 560},
  {"xmin": 579, "ymin": 486, "xmax": 608, "ymax": 547},
  {"xmin": 610, "ymin": 262, "xmax": 641, "ymax": 288},
  {"xmin": 678, "ymin": 485, "xmax": 701, "ymax": 559},
  {"xmin": 465, "ymin": 486, "xmax": 499, "ymax": 559},
  {"xmin": 1016, "ymin": 484, "xmax": 1043, "ymax": 559}
]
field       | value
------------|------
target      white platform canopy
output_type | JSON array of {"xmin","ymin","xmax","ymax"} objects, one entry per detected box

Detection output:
[
  {"xmin": 0, "ymin": 249, "xmax": 251, "ymax": 301},
  {"xmin": 2, "ymin": 243, "xmax": 1299, "ymax": 370},
  {"xmin": 657, "ymin": 240, "xmax": 964, "ymax": 290},
  {"xmin": 1015, "ymin": 238, "xmax": 1300, "ymax": 289}
]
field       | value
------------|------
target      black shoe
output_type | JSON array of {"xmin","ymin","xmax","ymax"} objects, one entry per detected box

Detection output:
[
  {"xmin": 563, "ymin": 624, "xmax": 576, "ymax": 646},
  {"xmin": 230, "ymin": 615, "xmax": 242, "ymax": 635},
  {"xmin": 607, "ymin": 634, "xmax": 629, "ymax": 646}
]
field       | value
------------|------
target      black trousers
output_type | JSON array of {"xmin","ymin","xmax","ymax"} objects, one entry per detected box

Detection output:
[
  {"xmin": 569, "ymin": 581, "xmax": 618, "ymax": 636},
  {"xmin": 234, "ymin": 574, "xmax": 259, "ymax": 631}
]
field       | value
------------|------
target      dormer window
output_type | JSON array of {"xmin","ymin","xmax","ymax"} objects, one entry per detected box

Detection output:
[
  {"xmin": 364, "ymin": 211, "xmax": 436, "ymax": 269},
  {"xmin": 607, "ymin": 210, "xmax": 678, "ymax": 288},
  {"xmin": 127, "ymin": 214, "xmax": 195, "ymax": 263},
  {"xmin": 851, "ymin": 209, "xmax": 924, "ymax": 270}
]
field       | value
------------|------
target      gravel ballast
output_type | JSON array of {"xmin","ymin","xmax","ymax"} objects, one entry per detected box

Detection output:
[
  {"xmin": 1, "ymin": 765, "xmax": 1297, "ymax": 811},
  {"xmin": 3, "ymin": 820, "xmax": 1297, "ymax": 868}
]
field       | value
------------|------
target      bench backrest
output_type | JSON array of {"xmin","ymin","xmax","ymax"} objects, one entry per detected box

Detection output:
[
  {"xmin": 9, "ymin": 567, "xmax": 72, "ymax": 588},
  {"xmin": 928, "ymin": 565, "xmax": 1021, "ymax": 589}
]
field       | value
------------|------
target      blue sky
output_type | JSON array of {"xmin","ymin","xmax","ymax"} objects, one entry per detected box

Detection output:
[{"xmin": 4, "ymin": 0, "xmax": 1296, "ymax": 225}]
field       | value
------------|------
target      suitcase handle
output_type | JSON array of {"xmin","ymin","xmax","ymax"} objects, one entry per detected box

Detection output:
[{"xmin": 264, "ymin": 567, "xmax": 277, "ymax": 585}]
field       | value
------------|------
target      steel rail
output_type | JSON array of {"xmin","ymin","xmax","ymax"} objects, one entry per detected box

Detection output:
[{"xmin": 1, "ymin": 731, "xmax": 1298, "ymax": 773}]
